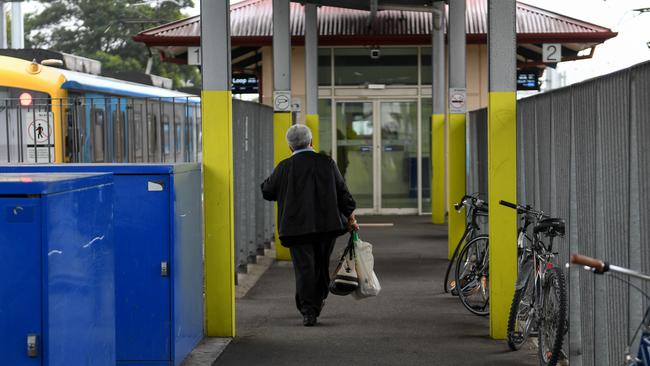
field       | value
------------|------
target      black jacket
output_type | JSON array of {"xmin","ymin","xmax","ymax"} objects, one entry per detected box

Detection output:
[{"xmin": 261, "ymin": 151, "xmax": 356, "ymax": 243}]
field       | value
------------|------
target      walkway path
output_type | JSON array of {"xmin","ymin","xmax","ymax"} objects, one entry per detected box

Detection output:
[{"xmin": 215, "ymin": 216, "xmax": 536, "ymax": 366}]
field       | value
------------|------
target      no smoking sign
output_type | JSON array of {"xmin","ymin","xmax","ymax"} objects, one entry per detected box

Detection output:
[{"xmin": 449, "ymin": 88, "xmax": 467, "ymax": 113}]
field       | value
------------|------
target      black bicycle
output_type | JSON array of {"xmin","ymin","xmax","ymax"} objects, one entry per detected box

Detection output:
[
  {"xmin": 444, "ymin": 195, "xmax": 490, "ymax": 316},
  {"xmin": 443, "ymin": 194, "xmax": 488, "ymax": 294},
  {"xmin": 500, "ymin": 200, "xmax": 567, "ymax": 366}
]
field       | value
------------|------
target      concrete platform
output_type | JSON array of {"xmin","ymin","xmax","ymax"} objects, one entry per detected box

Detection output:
[{"xmin": 215, "ymin": 215, "xmax": 537, "ymax": 366}]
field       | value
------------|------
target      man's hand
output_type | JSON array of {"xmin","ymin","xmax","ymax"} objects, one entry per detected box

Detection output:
[{"xmin": 348, "ymin": 214, "xmax": 359, "ymax": 232}]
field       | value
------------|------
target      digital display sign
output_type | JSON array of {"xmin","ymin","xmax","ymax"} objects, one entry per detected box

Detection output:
[
  {"xmin": 232, "ymin": 74, "xmax": 259, "ymax": 94},
  {"xmin": 517, "ymin": 69, "xmax": 540, "ymax": 91}
]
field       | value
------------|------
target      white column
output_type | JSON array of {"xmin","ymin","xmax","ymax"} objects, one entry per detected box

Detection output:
[
  {"xmin": 0, "ymin": 2, "xmax": 7, "ymax": 48},
  {"xmin": 11, "ymin": 1, "xmax": 23, "ymax": 49}
]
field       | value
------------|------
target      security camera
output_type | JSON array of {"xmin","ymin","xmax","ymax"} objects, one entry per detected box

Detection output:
[{"xmin": 370, "ymin": 49, "xmax": 381, "ymax": 59}]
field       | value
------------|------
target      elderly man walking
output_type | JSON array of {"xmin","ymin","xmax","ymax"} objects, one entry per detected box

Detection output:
[{"xmin": 261, "ymin": 124, "xmax": 357, "ymax": 326}]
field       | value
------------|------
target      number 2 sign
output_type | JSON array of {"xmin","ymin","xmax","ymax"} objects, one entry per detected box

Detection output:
[{"xmin": 543, "ymin": 44, "xmax": 562, "ymax": 63}]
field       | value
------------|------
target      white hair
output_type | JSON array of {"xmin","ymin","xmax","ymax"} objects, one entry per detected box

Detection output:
[{"xmin": 286, "ymin": 124, "xmax": 312, "ymax": 151}]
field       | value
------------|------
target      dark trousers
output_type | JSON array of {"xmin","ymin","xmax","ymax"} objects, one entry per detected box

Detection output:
[{"xmin": 288, "ymin": 235, "xmax": 337, "ymax": 316}]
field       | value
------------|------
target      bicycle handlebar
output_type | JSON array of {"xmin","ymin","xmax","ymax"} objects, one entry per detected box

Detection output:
[
  {"xmin": 454, "ymin": 195, "xmax": 487, "ymax": 212},
  {"xmin": 499, "ymin": 200, "xmax": 518, "ymax": 209},
  {"xmin": 570, "ymin": 254, "xmax": 608, "ymax": 274}
]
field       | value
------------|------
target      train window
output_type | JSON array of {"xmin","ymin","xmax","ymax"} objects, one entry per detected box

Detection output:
[
  {"xmin": 113, "ymin": 110, "xmax": 125, "ymax": 162},
  {"xmin": 147, "ymin": 113, "xmax": 157, "ymax": 161},
  {"xmin": 92, "ymin": 108, "xmax": 105, "ymax": 162},
  {"xmin": 185, "ymin": 118, "xmax": 193, "ymax": 160},
  {"xmin": 163, "ymin": 116, "xmax": 170, "ymax": 156},
  {"xmin": 133, "ymin": 110, "xmax": 143, "ymax": 161},
  {"xmin": 175, "ymin": 121, "xmax": 181, "ymax": 157}
]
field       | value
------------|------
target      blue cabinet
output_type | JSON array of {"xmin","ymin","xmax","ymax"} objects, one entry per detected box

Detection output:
[
  {"xmin": 0, "ymin": 164, "xmax": 204, "ymax": 366},
  {"xmin": 0, "ymin": 173, "xmax": 115, "ymax": 366}
]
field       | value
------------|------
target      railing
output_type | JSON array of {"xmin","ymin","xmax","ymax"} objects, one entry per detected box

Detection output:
[
  {"xmin": 468, "ymin": 60, "xmax": 650, "ymax": 365},
  {"xmin": 0, "ymin": 96, "xmax": 202, "ymax": 164},
  {"xmin": 232, "ymin": 99, "xmax": 275, "ymax": 276}
]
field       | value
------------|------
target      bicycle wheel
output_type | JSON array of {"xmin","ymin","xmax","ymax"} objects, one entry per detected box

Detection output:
[
  {"xmin": 455, "ymin": 235, "xmax": 489, "ymax": 316},
  {"xmin": 537, "ymin": 266, "xmax": 567, "ymax": 366},
  {"xmin": 507, "ymin": 271, "xmax": 535, "ymax": 350},
  {"xmin": 444, "ymin": 229, "xmax": 470, "ymax": 293}
]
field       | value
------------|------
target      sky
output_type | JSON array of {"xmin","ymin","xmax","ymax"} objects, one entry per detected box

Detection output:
[{"xmin": 11, "ymin": 0, "xmax": 650, "ymax": 86}]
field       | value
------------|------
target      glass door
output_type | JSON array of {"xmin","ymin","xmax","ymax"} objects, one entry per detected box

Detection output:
[
  {"xmin": 334, "ymin": 100, "xmax": 418, "ymax": 214},
  {"xmin": 379, "ymin": 101, "xmax": 418, "ymax": 212},
  {"xmin": 335, "ymin": 101, "xmax": 374, "ymax": 210}
]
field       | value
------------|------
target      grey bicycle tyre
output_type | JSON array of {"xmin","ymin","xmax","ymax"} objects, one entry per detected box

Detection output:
[
  {"xmin": 507, "ymin": 274, "xmax": 534, "ymax": 350},
  {"xmin": 537, "ymin": 266, "xmax": 567, "ymax": 366},
  {"xmin": 455, "ymin": 235, "xmax": 490, "ymax": 316}
]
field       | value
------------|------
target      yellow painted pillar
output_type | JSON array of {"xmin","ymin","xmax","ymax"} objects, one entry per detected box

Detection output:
[
  {"xmin": 202, "ymin": 90, "xmax": 235, "ymax": 337},
  {"xmin": 305, "ymin": 114, "xmax": 320, "ymax": 151},
  {"xmin": 487, "ymin": 0, "xmax": 518, "ymax": 340},
  {"xmin": 487, "ymin": 93, "xmax": 517, "ymax": 339},
  {"xmin": 274, "ymin": 112, "xmax": 292, "ymax": 260},
  {"xmin": 447, "ymin": 113, "xmax": 466, "ymax": 259},
  {"xmin": 431, "ymin": 114, "xmax": 445, "ymax": 224}
]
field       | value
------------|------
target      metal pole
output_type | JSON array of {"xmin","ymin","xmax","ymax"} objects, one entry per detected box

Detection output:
[
  {"xmin": 304, "ymin": 3, "xmax": 320, "ymax": 151},
  {"xmin": 487, "ymin": 0, "xmax": 517, "ymax": 340},
  {"xmin": 0, "ymin": 2, "xmax": 7, "ymax": 49},
  {"xmin": 11, "ymin": 1, "xmax": 23, "ymax": 49},
  {"xmin": 272, "ymin": 0, "xmax": 292, "ymax": 261},
  {"xmin": 447, "ymin": 0, "xmax": 467, "ymax": 259},
  {"xmin": 431, "ymin": 0, "xmax": 445, "ymax": 224},
  {"xmin": 201, "ymin": 0, "xmax": 236, "ymax": 337}
]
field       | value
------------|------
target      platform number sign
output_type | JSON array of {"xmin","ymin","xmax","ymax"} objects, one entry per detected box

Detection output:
[
  {"xmin": 543, "ymin": 44, "xmax": 562, "ymax": 63},
  {"xmin": 188, "ymin": 47, "xmax": 201, "ymax": 65}
]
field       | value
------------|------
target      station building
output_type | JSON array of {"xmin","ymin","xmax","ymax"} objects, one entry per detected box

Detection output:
[{"xmin": 134, "ymin": 0, "xmax": 615, "ymax": 214}]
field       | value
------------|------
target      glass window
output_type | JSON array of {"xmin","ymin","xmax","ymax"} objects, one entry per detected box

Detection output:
[
  {"xmin": 163, "ymin": 116, "xmax": 171, "ymax": 156},
  {"xmin": 317, "ymin": 99, "xmax": 332, "ymax": 156},
  {"xmin": 421, "ymin": 98, "xmax": 432, "ymax": 210},
  {"xmin": 318, "ymin": 48, "xmax": 332, "ymax": 86},
  {"xmin": 92, "ymin": 108, "xmax": 105, "ymax": 162},
  {"xmin": 334, "ymin": 48, "xmax": 418, "ymax": 86},
  {"xmin": 421, "ymin": 47, "xmax": 432, "ymax": 85}
]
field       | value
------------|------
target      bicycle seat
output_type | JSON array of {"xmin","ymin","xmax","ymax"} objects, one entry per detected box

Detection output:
[{"xmin": 534, "ymin": 218, "xmax": 565, "ymax": 237}]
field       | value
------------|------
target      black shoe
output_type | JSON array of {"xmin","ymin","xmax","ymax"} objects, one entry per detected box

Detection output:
[{"xmin": 303, "ymin": 314, "xmax": 317, "ymax": 327}]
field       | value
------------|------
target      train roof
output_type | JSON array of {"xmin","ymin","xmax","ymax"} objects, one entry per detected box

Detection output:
[
  {"xmin": 59, "ymin": 69, "xmax": 200, "ymax": 103},
  {"xmin": 0, "ymin": 55, "xmax": 199, "ymax": 103}
]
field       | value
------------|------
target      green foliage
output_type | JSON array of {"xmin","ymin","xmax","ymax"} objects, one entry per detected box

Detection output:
[{"xmin": 24, "ymin": 0, "xmax": 201, "ymax": 88}]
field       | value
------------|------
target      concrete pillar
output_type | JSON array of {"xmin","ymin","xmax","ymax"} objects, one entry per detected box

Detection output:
[
  {"xmin": 200, "ymin": 0, "xmax": 236, "ymax": 337},
  {"xmin": 11, "ymin": 1, "xmax": 23, "ymax": 49},
  {"xmin": 447, "ymin": 0, "xmax": 467, "ymax": 259},
  {"xmin": 487, "ymin": 0, "xmax": 517, "ymax": 339},
  {"xmin": 431, "ymin": 1, "xmax": 445, "ymax": 224},
  {"xmin": 273, "ymin": 0, "xmax": 292, "ymax": 261},
  {"xmin": 304, "ymin": 3, "xmax": 320, "ymax": 151},
  {"xmin": 0, "ymin": 2, "xmax": 6, "ymax": 49}
]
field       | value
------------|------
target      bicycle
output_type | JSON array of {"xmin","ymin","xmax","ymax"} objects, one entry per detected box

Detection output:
[
  {"xmin": 450, "ymin": 195, "xmax": 490, "ymax": 316},
  {"xmin": 571, "ymin": 253, "xmax": 650, "ymax": 366},
  {"xmin": 500, "ymin": 200, "xmax": 567, "ymax": 366},
  {"xmin": 443, "ymin": 194, "xmax": 488, "ymax": 294}
]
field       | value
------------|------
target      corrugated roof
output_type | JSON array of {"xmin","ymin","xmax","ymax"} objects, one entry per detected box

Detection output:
[{"xmin": 134, "ymin": 0, "xmax": 616, "ymax": 47}]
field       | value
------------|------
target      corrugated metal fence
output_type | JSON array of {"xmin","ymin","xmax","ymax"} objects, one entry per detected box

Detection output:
[
  {"xmin": 467, "ymin": 60, "xmax": 650, "ymax": 365},
  {"xmin": 232, "ymin": 99, "xmax": 275, "ymax": 276}
]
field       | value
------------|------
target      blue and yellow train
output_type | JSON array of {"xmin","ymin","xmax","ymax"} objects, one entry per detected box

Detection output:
[{"xmin": 0, "ymin": 55, "xmax": 201, "ymax": 163}]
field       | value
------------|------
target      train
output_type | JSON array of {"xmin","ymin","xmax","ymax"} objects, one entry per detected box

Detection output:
[{"xmin": 0, "ymin": 54, "xmax": 201, "ymax": 164}]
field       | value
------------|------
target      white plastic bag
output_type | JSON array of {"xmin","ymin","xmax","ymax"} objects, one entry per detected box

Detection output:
[{"xmin": 353, "ymin": 234, "xmax": 381, "ymax": 298}]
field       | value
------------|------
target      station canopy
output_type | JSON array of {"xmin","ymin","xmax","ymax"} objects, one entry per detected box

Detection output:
[{"xmin": 133, "ymin": 0, "xmax": 617, "ymax": 72}]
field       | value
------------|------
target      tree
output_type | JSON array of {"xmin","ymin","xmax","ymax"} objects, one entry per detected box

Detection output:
[{"xmin": 24, "ymin": 0, "xmax": 201, "ymax": 88}]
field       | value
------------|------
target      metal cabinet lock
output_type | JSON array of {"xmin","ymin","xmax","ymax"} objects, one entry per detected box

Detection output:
[
  {"xmin": 27, "ymin": 334, "xmax": 38, "ymax": 357},
  {"xmin": 161, "ymin": 261, "xmax": 169, "ymax": 276}
]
